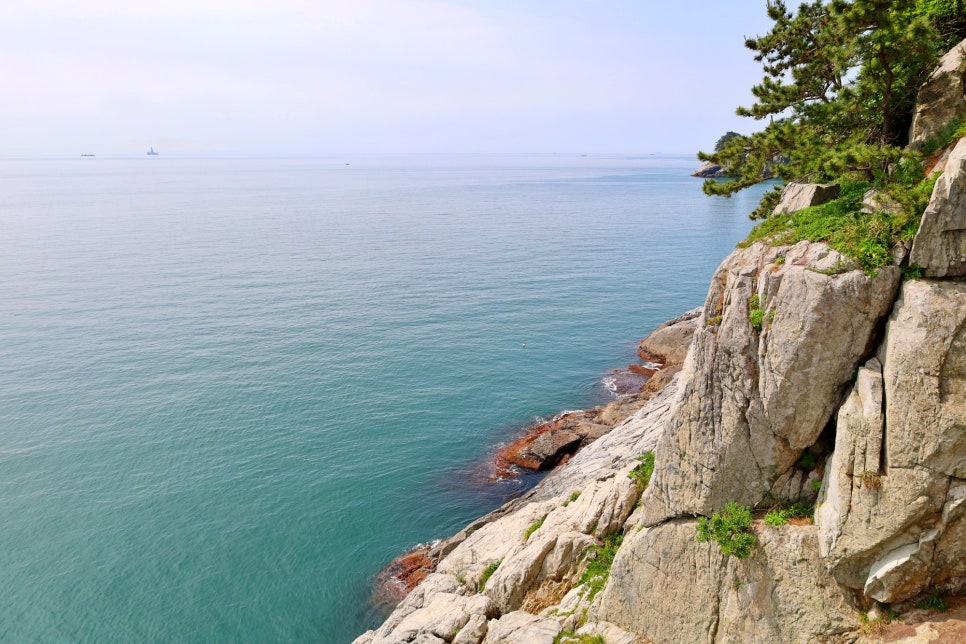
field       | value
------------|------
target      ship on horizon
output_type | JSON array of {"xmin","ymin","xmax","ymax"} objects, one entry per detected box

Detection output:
[{"xmin": 147, "ymin": 147, "xmax": 159, "ymax": 156}]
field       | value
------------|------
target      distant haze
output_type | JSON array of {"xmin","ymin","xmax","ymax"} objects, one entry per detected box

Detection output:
[{"xmin": 1, "ymin": 1, "xmax": 774, "ymax": 156}]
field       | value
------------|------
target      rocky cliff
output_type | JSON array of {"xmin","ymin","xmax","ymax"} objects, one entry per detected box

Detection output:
[{"xmin": 355, "ymin": 48, "xmax": 966, "ymax": 644}]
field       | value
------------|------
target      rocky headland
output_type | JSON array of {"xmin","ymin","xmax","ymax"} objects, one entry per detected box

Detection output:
[{"xmin": 355, "ymin": 41, "xmax": 966, "ymax": 644}]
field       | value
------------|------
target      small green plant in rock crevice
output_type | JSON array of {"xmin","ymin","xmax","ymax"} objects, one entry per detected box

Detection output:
[
  {"xmin": 562, "ymin": 490, "xmax": 581, "ymax": 507},
  {"xmin": 763, "ymin": 501, "xmax": 814, "ymax": 527},
  {"xmin": 797, "ymin": 452, "xmax": 817, "ymax": 469},
  {"xmin": 479, "ymin": 559, "xmax": 501, "ymax": 591},
  {"xmin": 748, "ymin": 294, "xmax": 765, "ymax": 331},
  {"xmin": 524, "ymin": 515, "xmax": 546, "ymax": 541},
  {"xmin": 579, "ymin": 532, "xmax": 623, "ymax": 600},
  {"xmin": 628, "ymin": 452, "xmax": 655, "ymax": 492},
  {"xmin": 902, "ymin": 263, "xmax": 926, "ymax": 280},
  {"xmin": 917, "ymin": 589, "xmax": 948, "ymax": 612},
  {"xmin": 554, "ymin": 632, "xmax": 605, "ymax": 644},
  {"xmin": 696, "ymin": 502, "xmax": 756, "ymax": 559}
]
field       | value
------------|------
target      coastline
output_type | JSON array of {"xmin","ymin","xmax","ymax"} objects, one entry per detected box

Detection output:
[{"xmin": 368, "ymin": 308, "xmax": 701, "ymax": 612}]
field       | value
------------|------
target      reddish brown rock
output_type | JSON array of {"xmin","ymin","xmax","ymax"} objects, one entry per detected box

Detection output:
[
  {"xmin": 372, "ymin": 545, "xmax": 437, "ymax": 609},
  {"xmin": 627, "ymin": 364, "xmax": 658, "ymax": 377}
]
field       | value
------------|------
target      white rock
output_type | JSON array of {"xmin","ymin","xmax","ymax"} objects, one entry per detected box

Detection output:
[
  {"xmin": 910, "ymin": 137, "xmax": 966, "ymax": 277},
  {"xmin": 909, "ymin": 37, "xmax": 966, "ymax": 149},
  {"xmin": 772, "ymin": 183, "xmax": 840, "ymax": 215},
  {"xmin": 481, "ymin": 611, "xmax": 560, "ymax": 644}
]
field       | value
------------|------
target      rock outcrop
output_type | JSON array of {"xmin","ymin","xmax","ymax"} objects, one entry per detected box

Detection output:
[
  {"xmin": 911, "ymin": 137, "xmax": 966, "ymax": 277},
  {"xmin": 772, "ymin": 182, "xmax": 840, "ymax": 215},
  {"xmin": 640, "ymin": 240, "xmax": 899, "ymax": 524},
  {"xmin": 356, "ymin": 43, "xmax": 966, "ymax": 644},
  {"xmin": 600, "ymin": 521, "xmax": 857, "ymax": 644},
  {"xmin": 692, "ymin": 162, "xmax": 726, "ymax": 178},
  {"xmin": 909, "ymin": 37, "xmax": 966, "ymax": 149},
  {"xmin": 817, "ymin": 279, "xmax": 966, "ymax": 604}
]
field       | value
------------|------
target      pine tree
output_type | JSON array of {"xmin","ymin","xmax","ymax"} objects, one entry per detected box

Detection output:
[{"xmin": 699, "ymin": 0, "xmax": 951, "ymax": 218}]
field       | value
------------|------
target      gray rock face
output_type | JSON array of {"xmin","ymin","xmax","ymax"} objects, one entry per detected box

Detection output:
[
  {"xmin": 637, "ymin": 307, "xmax": 700, "ymax": 365},
  {"xmin": 692, "ymin": 161, "xmax": 725, "ymax": 178},
  {"xmin": 909, "ymin": 38, "xmax": 966, "ymax": 149},
  {"xmin": 817, "ymin": 280, "xmax": 966, "ymax": 603},
  {"xmin": 910, "ymin": 137, "xmax": 966, "ymax": 277},
  {"xmin": 641, "ymin": 241, "xmax": 900, "ymax": 524},
  {"xmin": 772, "ymin": 182, "xmax": 840, "ymax": 215},
  {"xmin": 599, "ymin": 520, "xmax": 857, "ymax": 644},
  {"xmin": 482, "ymin": 611, "xmax": 560, "ymax": 644}
]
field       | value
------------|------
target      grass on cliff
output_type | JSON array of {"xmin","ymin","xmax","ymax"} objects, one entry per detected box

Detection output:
[
  {"xmin": 524, "ymin": 515, "xmax": 546, "ymax": 541},
  {"xmin": 740, "ymin": 162, "xmax": 938, "ymax": 274},
  {"xmin": 554, "ymin": 633, "xmax": 605, "ymax": 644},
  {"xmin": 579, "ymin": 532, "xmax": 623, "ymax": 600},
  {"xmin": 479, "ymin": 559, "xmax": 501, "ymax": 591},
  {"xmin": 628, "ymin": 452, "xmax": 655, "ymax": 492},
  {"xmin": 696, "ymin": 502, "xmax": 756, "ymax": 559}
]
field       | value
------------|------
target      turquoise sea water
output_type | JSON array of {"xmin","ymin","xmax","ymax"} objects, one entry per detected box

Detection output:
[{"xmin": 0, "ymin": 154, "xmax": 766, "ymax": 642}]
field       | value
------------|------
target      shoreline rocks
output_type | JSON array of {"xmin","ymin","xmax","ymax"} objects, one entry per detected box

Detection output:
[
  {"xmin": 356, "ymin": 41, "xmax": 966, "ymax": 641},
  {"xmin": 371, "ymin": 311, "xmax": 701, "ymax": 610},
  {"xmin": 492, "ymin": 309, "xmax": 700, "ymax": 476}
]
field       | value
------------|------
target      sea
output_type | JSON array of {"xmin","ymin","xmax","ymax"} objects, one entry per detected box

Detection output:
[{"xmin": 0, "ymin": 153, "xmax": 767, "ymax": 643}]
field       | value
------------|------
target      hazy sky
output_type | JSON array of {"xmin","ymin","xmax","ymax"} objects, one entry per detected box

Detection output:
[{"xmin": 1, "ymin": 1, "xmax": 776, "ymax": 156}]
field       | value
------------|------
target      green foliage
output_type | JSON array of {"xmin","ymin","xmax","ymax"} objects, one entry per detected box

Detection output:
[
  {"xmin": 696, "ymin": 502, "xmax": 757, "ymax": 559},
  {"xmin": 524, "ymin": 516, "xmax": 546, "ymax": 541},
  {"xmin": 903, "ymin": 264, "xmax": 926, "ymax": 279},
  {"xmin": 798, "ymin": 452, "xmax": 817, "ymax": 469},
  {"xmin": 916, "ymin": 0, "xmax": 966, "ymax": 51},
  {"xmin": 628, "ymin": 452, "xmax": 655, "ymax": 492},
  {"xmin": 741, "ymin": 177, "xmax": 937, "ymax": 273},
  {"xmin": 700, "ymin": 0, "xmax": 948, "ymax": 223},
  {"xmin": 749, "ymin": 309, "xmax": 765, "ymax": 331},
  {"xmin": 562, "ymin": 490, "xmax": 580, "ymax": 507},
  {"xmin": 764, "ymin": 500, "xmax": 815, "ymax": 527},
  {"xmin": 765, "ymin": 507, "xmax": 791, "ymax": 527},
  {"xmin": 921, "ymin": 113, "xmax": 966, "ymax": 154},
  {"xmin": 860, "ymin": 608, "xmax": 900, "ymax": 635},
  {"xmin": 554, "ymin": 633, "xmax": 605, "ymax": 644},
  {"xmin": 811, "ymin": 479, "xmax": 824, "ymax": 494},
  {"xmin": 479, "ymin": 560, "xmax": 501, "ymax": 590},
  {"xmin": 774, "ymin": 255, "xmax": 786, "ymax": 264},
  {"xmin": 579, "ymin": 532, "xmax": 623, "ymax": 599},
  {"xmin": 714, "ymin": 131, "xmax": 743, "ymax": 152},
  {"xmin": 748, "ymin": 293, "xmax": 766, "ymax": 331},
  {"xmin": 707, "ymin": 315, "xmax": 723, "ymax": 327},
  {"xmin": 918, "ymin": 589, "xmax": 949, "ymax": 612}
]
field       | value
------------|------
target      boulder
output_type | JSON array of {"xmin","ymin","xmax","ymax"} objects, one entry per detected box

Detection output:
[
  {"xmin": 598, "ymin": 520, "xmax": 857, "ymax": 644},
  {"xmin": 910, "ymin": 137, "xmax": 966, "ymax": 277},
  {"xmin": 354, "ymin": 573, "xmax": 497, "ymax": 644},
  {"xmin": 637, "ymin": 307, "xmax": 700, "ymax": 365},
  {"xmin": 860, "ymin": 189, "xmax": 902, "ymax": 215},
  {"xmin": 909, "ymin": 37, "xmax": 966, "ymax": 149},
  {"xmin": 641, "ymin": 241, "xmax": 900, "ymax": 524},
  {"xmin": 772, "ymin": 183, "xmax": 840, "ymax": 215},
  {"xmin": 817, "ymin": 280, "xmax": 966, "ymax": 603},
  {"xmin": 481, "ymin": 611, "xmax": 560, "ymax": 644}
]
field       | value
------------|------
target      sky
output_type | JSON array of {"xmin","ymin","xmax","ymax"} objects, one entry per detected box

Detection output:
[{"xmin": 0, "ymin": 1, "xmax": 777, "ymax": 156}]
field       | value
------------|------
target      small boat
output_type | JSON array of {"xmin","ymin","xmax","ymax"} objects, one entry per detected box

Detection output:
[
  {"xmin": 147, "ymin": 147, "xmax": 159, "ymax": 156},
  {"xmin": 80, "ymin": 153, "xmax": 95, "ymax": 157}
]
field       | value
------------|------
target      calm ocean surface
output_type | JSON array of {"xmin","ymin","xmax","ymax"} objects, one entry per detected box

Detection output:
[{"xmin": 0, "ymin": 154, "xmax": 766, "ymax": 642}]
